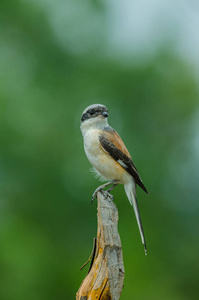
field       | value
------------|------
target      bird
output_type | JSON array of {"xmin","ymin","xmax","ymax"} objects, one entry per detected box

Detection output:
[{"xmin": 80, "ymin": 104, "xmax": 148, "ymax": 254}]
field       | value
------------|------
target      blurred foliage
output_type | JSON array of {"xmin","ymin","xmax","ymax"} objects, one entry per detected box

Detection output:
[{"xmin": 0, "ymin": 0, "xmax": 199, "ymax": 299}]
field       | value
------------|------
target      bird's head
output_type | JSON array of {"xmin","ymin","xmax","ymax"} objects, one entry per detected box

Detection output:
[{"xmin": 80, "ymin": 104, "xmax": 109, "ymax": 134}]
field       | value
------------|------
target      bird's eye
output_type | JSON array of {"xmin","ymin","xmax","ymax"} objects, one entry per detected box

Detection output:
[{"xmin": 89, "ymin": 110, "xmax": 95, "ymax": 115}]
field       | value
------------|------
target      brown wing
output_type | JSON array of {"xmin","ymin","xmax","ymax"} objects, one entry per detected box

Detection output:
[{"xmin": 99, "ymin": 127, "xmax": 148, "ymax": 194}]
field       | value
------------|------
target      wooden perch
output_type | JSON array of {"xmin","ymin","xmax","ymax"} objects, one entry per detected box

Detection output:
[{"xmin": 76, "ymin": 191, "xmax": 124, "ymax": 300}]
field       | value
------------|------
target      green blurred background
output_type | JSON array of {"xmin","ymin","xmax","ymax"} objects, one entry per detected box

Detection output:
[{"xmin": 0, "ymin": 0, "xmax": 199, "ymax": 299}]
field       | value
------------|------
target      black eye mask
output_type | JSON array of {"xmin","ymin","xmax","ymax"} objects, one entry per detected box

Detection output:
[{"xmin": 81, "ymin": 106, "xmax": 108, "ymax": 122}]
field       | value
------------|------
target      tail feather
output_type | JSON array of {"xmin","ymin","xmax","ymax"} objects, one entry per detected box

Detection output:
[{"xmin": 124, "ymin": 182, "xmax": 147, "ymax": 255}]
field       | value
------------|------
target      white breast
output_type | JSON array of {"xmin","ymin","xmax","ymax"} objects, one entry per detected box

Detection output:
[
  {"xmin": 83, "ymin": 129, "xmax": 102, "ymax": 166},
  {"xmin": 82, "ymin": 128, "xmax": 131, "ymax": 183}
]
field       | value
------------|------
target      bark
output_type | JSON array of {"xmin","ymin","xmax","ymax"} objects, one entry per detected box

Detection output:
[{"xmin": 76, "ymin": 191, "xmax": 124, "ymax": 300}]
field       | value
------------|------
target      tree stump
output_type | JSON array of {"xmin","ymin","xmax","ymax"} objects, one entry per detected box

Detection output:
[{"xmin": 76, "ymin": 191, "xmax": 124, "ymax": 300}]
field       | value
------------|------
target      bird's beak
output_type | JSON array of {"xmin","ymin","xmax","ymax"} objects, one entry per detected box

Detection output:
[{"xmin": 102, "ymin": 112, "xmax": 109, "ymax": 118}]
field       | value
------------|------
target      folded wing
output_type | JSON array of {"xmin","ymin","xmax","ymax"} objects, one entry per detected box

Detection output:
[{"xmin": 99, "ymin": 127, "xmax": 148, "ymax": 194}]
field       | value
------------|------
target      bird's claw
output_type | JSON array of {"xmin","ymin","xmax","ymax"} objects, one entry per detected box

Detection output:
[
  {"xmin": 108, "ymin": 193, "xmax": 114, "ymax": 201},
  {"xmin": 91, "ymin": 194, "xmax": 96, "ymax": 205},
  {"xmin": 91, "ymin": 188, "xmax": 102, "ymax": 205},
  {"xmin": 105, "ymin": 191, "xmax": 113, "ymax": 201},
  {"xmin": 91, "ymin": 189, "xmax": 113, "ymax": 205}
]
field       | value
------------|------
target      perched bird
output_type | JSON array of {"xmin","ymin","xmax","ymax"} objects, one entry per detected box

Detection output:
[{"xmin": 80, "ymin": 104, "xmax": 148, "ymax": 254}]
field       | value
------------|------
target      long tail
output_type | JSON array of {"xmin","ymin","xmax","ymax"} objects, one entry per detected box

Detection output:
[{"xmin": 124, "ymin": 182, "xmax": 147, "ymax": 255}]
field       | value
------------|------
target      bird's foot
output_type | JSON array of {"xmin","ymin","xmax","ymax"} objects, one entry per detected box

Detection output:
[
  {"xmin": 91, "ymin": 189, "xmax": 113, "ymax": 205},
  {"xmin": 91, "ymin": 187, "xmax": 102, "ymax": 205},
  {"xmin": 100, "ymin": 189, "xmax": 113, "ymax": 201},
  {"xmin": 91, "ymin": 181, "xmax": 117, "ymax": 205},
  {"xmin": 105, "ymin": 191, "xmax": 114, "ymax": 201}
]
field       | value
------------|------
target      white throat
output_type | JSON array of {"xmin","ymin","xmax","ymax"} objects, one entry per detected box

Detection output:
[{"xmin": 81, "ymin": 117, "xmax": 108, "ymax": 136}]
